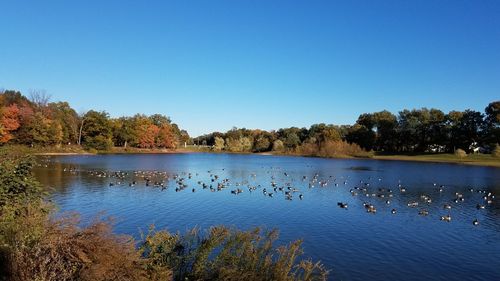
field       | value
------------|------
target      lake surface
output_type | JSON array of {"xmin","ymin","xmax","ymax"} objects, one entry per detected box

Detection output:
[{"xmin": 34, "ymin": 153, "xmax": 500, "ymax": 281}]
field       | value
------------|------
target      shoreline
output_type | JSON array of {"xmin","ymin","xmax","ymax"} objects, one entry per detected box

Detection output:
[
  {"xmin": 372, "ymin": 155, "xmax": 500, "ymax": 168},
  {"xmin": 32, "ymin": 149, "xmax": 500, "ymax": 168}
]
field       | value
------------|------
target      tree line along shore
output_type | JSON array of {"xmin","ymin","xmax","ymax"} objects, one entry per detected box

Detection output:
[{"xmin": 1, "ymin": 89, "xmax": 499, "ymax": 166}]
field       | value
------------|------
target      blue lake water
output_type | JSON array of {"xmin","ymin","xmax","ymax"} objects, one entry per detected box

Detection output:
[{"xmin": 34, "ymin": 153, "xmax": 500, "ymax": 281}]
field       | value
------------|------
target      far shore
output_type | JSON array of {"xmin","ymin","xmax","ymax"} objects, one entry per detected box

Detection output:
[
  {"xmin": 372, "ymin": 154, "xmax": 500, "ymax": 168},
  {"xmin": 26, "ymin": 146, "xmax": 500, "ymax": 168},
  {"xmin": 33, "ymin": 149, "xmax": 194, "ymax": 156}
]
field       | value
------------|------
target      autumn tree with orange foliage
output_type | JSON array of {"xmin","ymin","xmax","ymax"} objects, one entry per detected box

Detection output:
[
  {"xmin": 156, "ymin": 125, "xmax": 176, "ymax": 149},
  {"xmin": 137, "ymin": 124, "xmax": 160, "ymax": 149},
  {"xmin": 0, "ymin": 104, "xmax": 20, "ymax": 143}
]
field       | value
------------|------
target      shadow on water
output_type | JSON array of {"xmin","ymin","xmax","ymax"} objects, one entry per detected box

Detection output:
[{"xmin": 346, "ymin": 166, "xmax": 378, "ymax": 171}]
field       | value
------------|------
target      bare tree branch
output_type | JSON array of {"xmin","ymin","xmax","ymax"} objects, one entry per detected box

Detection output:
[{"xmin": 29, "ymin": 89, "xmax": 51, "ymax": 108}]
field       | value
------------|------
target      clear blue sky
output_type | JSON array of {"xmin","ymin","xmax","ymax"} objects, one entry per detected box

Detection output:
[{"xmin": 1, "ymin": 1, "xmax": 499, "ymax": 136}]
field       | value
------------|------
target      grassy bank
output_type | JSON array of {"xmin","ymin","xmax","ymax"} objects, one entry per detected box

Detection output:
[
  {"xmin": 3, "ymin": 144, "xmax": 196, "ymax": 156},
  {"xmin": 5, "ymin": 144, "xmax": 500, "ymax": 168},
  {"xmin": 373, "ymin": 153, "xmax": 500, "ymax": 168},
  {"xmin": 4, "ymin": 144, "xmax": 89, "ymax": 155}
]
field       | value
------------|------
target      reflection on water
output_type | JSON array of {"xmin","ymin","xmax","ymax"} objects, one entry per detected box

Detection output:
[{"xmin": 34, "ymin": 154, "xmax": 500, "ymax": 281}]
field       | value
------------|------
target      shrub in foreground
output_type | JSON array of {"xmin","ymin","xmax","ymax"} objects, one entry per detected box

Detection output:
[
  {"xmin": 9, "ymin": 216, "xmax": 147, "ymax": 281},
  {"xmin": 140, "ymin": 226, "xmax": 328, "ymax": 281},
  {"xmin": 5, "ymin": 217, "xmax": 328, "ymax": 281}
]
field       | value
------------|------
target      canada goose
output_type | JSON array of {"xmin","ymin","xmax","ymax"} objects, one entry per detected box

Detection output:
[
  {"xmin": 408, "ymin": 201, "xmax": 419, "ymax": 208},
  {"xmin": 337, "ymin": 202, "xmax": 348, "ymax": 209},
  {"xmin": 440, "ymin": 215, "xmax": 452, "ymax": 222},
  {"xmin": 473, "ymin": 219, "xmax": 479, "ymax": 226},
  {"xmin": 419, "ymin": 210, "xmax": 429, "ymax": 216},
  {"xmin": 231, "ymin": 189, "xmax": 243, "ymax": 195},
  {"xmin": 364, "ymin": 203, "xmax": 376, "ymax": 213}
]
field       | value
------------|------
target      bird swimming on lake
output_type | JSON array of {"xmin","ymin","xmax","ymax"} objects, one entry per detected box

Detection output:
[
  {"xmin": 418, "ymin": 210, "xmax": 429, "ymax": 216},
  {"xmin": 440, "ymin": 215, "xmax": 452, "ymax": 222},
  {"xmin": 337, "ymin": 202, "xmax": 348, "ymax": 209},
  {"xmin": 407, "ymin": 201, "xmax": 419, "ymax": 208},
  {"xmin": 85, "ymin": 166, "xmax": 494, "ymax": 228},
  {"xmin": 364, "ymin": 204, "xmax": 376, "ymax": 213}
]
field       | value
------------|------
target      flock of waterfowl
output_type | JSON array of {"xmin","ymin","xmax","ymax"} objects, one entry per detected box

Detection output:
[{"xmin": 57, "ymin": 165, "xmax": 496, "ymax": 226}]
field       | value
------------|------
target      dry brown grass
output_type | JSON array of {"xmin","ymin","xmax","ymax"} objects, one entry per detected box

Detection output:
[
  {"xmin": 3, "ymin": 213, "xmax": 327, "ymax": 281},
  {"xmin": 8, "ymin": 215, "xmax": 154, "ymax": 281},
  {"xmin": 139, "ymin": 226, "xmax": 328, "ymax": 281}
]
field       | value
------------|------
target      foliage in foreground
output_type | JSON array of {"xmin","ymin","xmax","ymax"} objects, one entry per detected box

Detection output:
[
  {"xmin": 141, "ymin": 226, "xmax": 327, "ymax": 281},
  {"xmin": 0, "ymin": 153, "xmax": 328, "ymax": 281}
]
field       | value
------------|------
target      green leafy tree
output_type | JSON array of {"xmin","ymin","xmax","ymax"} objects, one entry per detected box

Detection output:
[
  {"xmin": 19, "ymin": 112, "xmax": 52, "ymax": 145},
  {"xmin": 484, "ymin": 101, "xmax": 500, "ymax": 148},
  {"xmin": 254, "ymin": 134, "xmax": 271, "ymax": 152},
  {"xmin": 111, "ymin": 117, "xmax": 137, "ymax": 148},
  {"xmin": 372, "ymin": 110, "xmax": 397, "ymax": 151},
  {"xmin": 282, "ymin": 132, "xmax": 300, "ymax": 150},
  {"xmin": 445, "ymin": 110, "xmax": 464, "ymax": 152},
  {"xmin": 48, "ymin": 119, "xmax": 64, "ymax": 145},
  {"xmin": 150, "ymin": 114, "xmax": 171, "ymax": 127},
  {"xmin": 47, "ymin": 102, "xmax": 80, "ymax": 144},
  {"xmin": 82, "ymin": 110, "xmax": 113, "ymax": 150},
  {"xmin": 455, "ymin": 110, "xmax": 484, "ymax": 152},
  {"xmin": 345, "ymin": 124, "xmax": 375, "ymax": 150}
]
